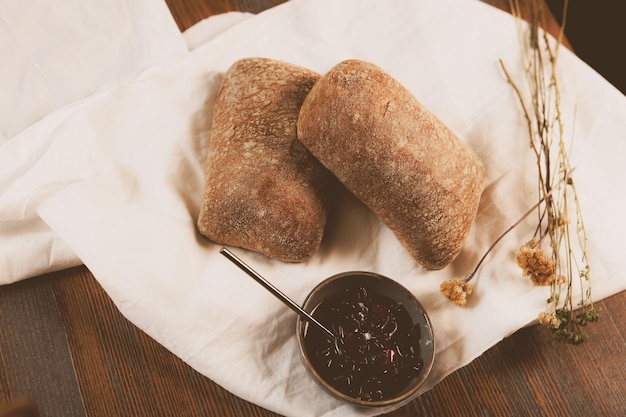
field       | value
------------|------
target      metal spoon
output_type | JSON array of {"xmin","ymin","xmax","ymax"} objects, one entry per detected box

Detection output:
[{"xmin": 220, "ymin": 247, "xmax": 334, "ymax": 339}]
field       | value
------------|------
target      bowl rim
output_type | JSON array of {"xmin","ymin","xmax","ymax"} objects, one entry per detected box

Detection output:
[{"xmin": 295, "ymin": 270, "xmax": 435, "ymax": 408}]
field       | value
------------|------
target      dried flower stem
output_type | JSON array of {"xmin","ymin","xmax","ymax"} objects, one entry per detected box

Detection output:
[
  {"xmin": 501, "ymin": 0, "xmax": 599, "ymax": 344},
  {"xmin": 463, "ymin": 188, "xmax": 555, "ymax": 284}
]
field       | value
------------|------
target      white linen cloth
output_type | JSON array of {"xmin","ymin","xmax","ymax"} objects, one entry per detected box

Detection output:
[
  {"xmin": 5, "ymin": 0, "xmax": 626, "ymax": 416},
  {"xmin": 0, "ymin": 0, "xmax": 187, "ymax": 144},
  {"xmin": 0, "ymin": 0, "xmax": 188, "ymax": 282}
]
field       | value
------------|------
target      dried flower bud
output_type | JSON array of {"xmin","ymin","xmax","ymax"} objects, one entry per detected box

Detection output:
[
  {"xmin": 440, "ymin": 278, "xmax": 473, "ymax": 307},
  {"xmin": 538, "ymin": 311, "xmax": 561, "ymax": 329},
  {"xmin": 515, "ymin": 238, "xmax": 556, "ymax": 286}
]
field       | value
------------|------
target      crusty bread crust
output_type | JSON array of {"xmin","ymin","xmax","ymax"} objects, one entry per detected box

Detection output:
[
  {"xmin": 297, "ymin": 60, "xmax": 486, "ymax": 270},
  {"xmin": 197, "ymin": 58, "xmax": 330, "ymax": 262}
]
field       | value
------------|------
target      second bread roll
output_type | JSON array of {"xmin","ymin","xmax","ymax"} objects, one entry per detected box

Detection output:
[{"xmin": 297, "ymin": 60, "xmax": 486, "ymax": 270}]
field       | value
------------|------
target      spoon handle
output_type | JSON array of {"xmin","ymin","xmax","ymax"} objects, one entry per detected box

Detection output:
[{"xmin": 220, "ymin": 247, "xmax": 334, "ymax": 339}]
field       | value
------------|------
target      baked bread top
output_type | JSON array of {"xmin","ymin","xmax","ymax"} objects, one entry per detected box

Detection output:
[
  {"xmin": 297, "ymin": 59, "xmax": 486, "ymax": 270},
  {"xmin": 197, "ymin": 58, "xmax": 330, "ymax": 262}
]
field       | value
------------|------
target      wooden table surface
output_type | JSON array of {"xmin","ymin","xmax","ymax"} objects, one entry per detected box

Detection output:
[{"xmin": 1, "ymin": 1, "xmax": 624, "ymax": 416}]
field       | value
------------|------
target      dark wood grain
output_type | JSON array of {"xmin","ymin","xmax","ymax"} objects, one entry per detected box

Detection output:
[
  {"xmin": 1, "ymin": 1, "xmax": 624, "ymax": 416},
  {"xmin": 0, "ymin": 278, "xmax": 87, "ymax": 417}
]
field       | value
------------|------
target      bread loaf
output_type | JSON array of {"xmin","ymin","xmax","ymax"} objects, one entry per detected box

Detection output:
[
  {"xmin": 297, "ymin": 60, "xmax": 486, "ymax": 270},
  {"xmin": 197, "ymin": 58, "xmax": 330, "ymax": 262}
]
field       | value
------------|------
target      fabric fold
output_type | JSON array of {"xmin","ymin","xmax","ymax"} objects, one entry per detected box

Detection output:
[{"xmin": 0, "ymin": 6, "xmax": 249, "ymax": 284}]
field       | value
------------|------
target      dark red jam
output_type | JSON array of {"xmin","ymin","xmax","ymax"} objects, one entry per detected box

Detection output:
[{"xmin": 303, "ymin": 286, "xmax": 424, "ymax": 402}]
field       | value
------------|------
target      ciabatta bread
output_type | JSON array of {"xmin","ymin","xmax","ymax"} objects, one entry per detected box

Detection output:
[
  {"xmin": 198, "ymin": 58, "xmax": 330, "ymax": 262},
  {"xmin": 297, "ymin": 60, "xmax": 486, "ymax": 270}
]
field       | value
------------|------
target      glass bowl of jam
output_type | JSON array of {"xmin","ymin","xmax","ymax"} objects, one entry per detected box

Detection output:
[{"xmin": 296, "ymin": 271, "xmax": 435, "ymax": 408}]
